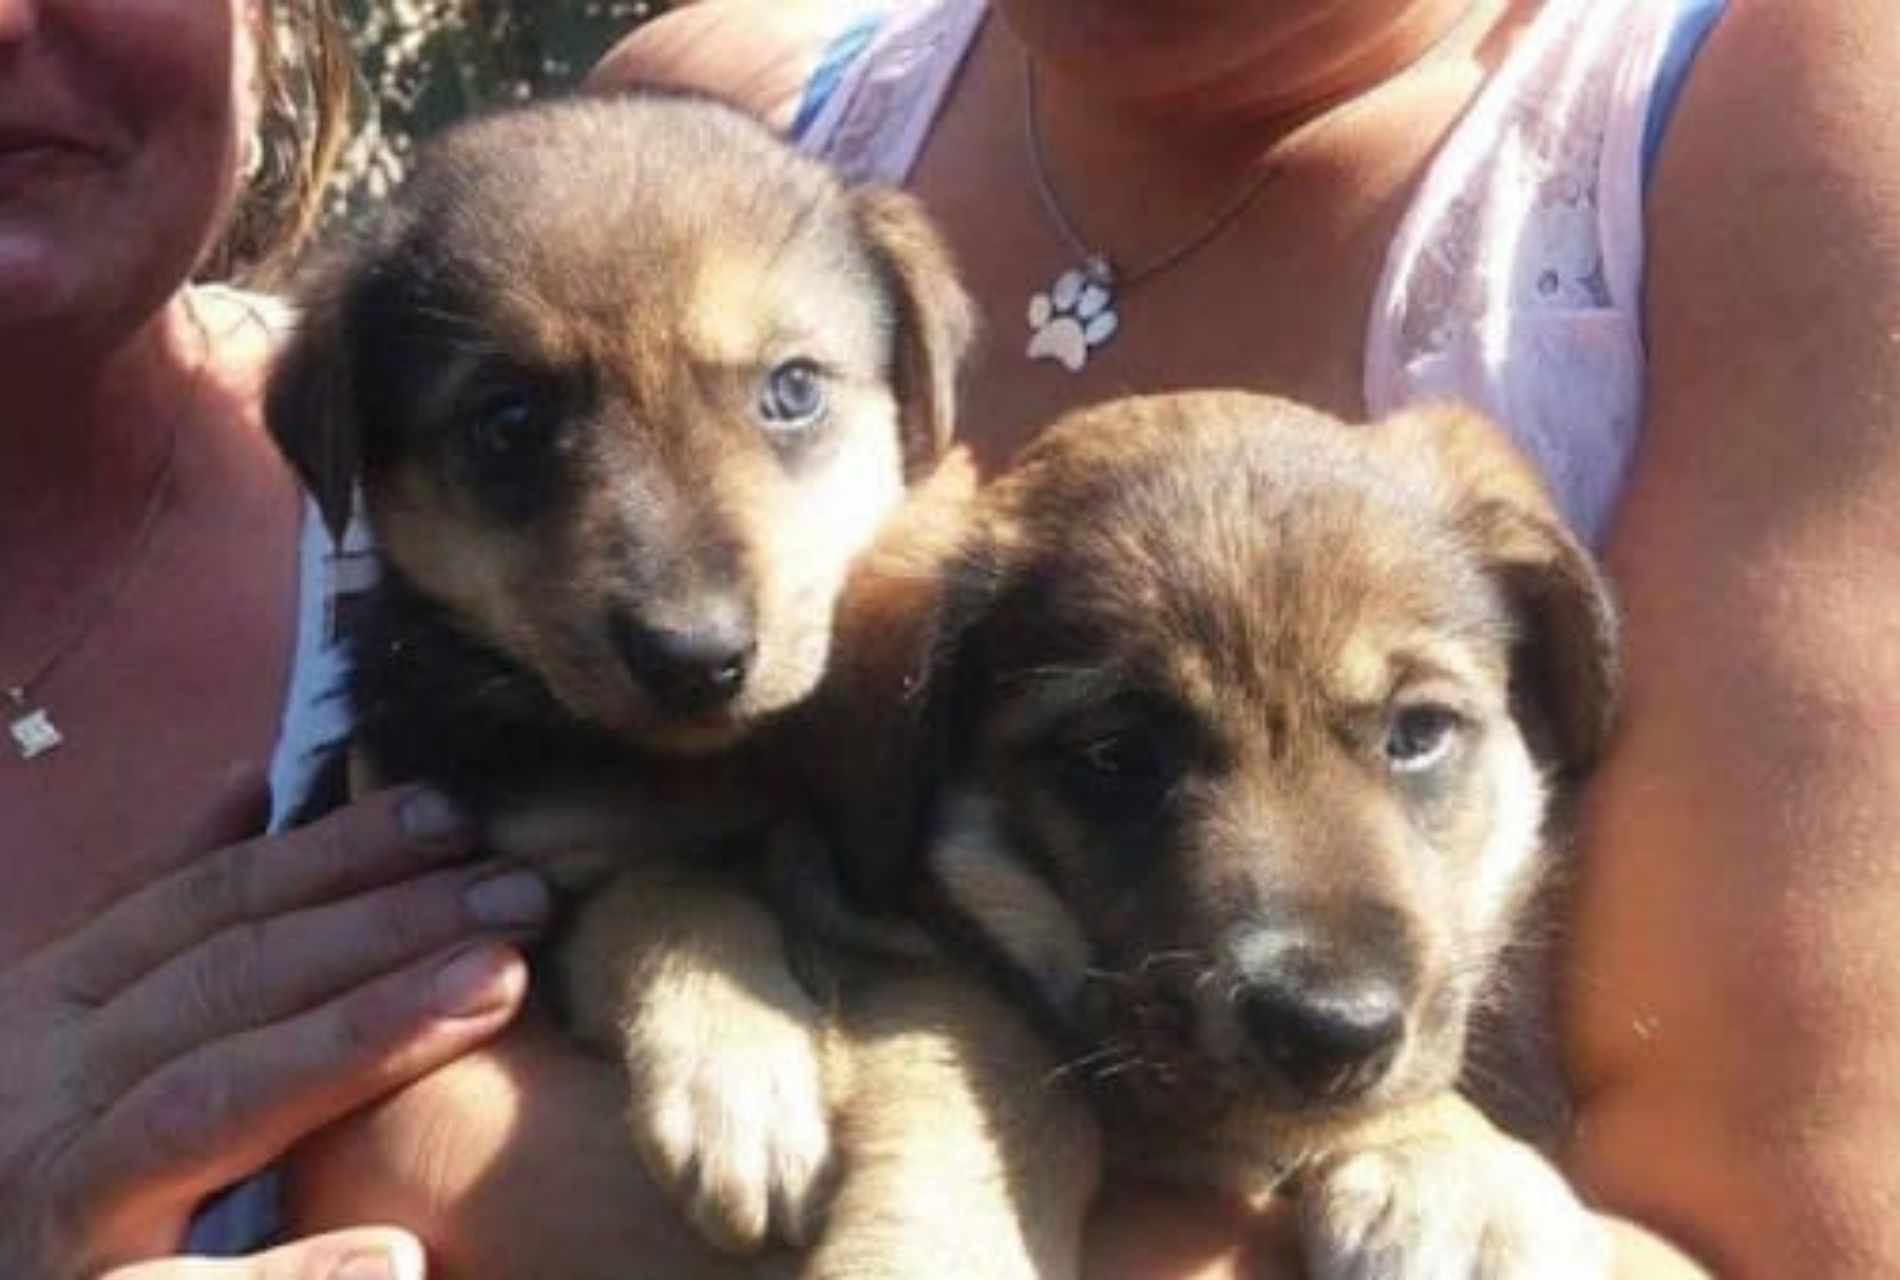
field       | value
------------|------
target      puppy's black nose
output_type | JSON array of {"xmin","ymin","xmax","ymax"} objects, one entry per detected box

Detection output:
[
  {"xmin": 1239, "ymin": 972, "xmax": 1405, "ymax": 1105},
  {"xmin": 610, "ymin": 604, "xmax": 757, "ymax": 716}
]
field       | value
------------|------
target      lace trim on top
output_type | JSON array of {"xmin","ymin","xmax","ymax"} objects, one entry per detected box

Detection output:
[
  {"xmin": 1366, "ymin": 0, "xmax": 1691, "ymax": 541},
  {"xmin": 795, "ymin": 0, "xmax": 983, "ymax": 183}
]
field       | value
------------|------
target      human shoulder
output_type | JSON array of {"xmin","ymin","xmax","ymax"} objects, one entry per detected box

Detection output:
[
  {"xmin": 1654, "ymin": 0, "xmax": 1899, "ymax": 214},
  {"xmin": 588, "ymin": 0, "xmax": 882, "ymax": 131},
  {"xmin": 1640, "ymin": 0, "xmax": 1900, "ymax": 489},
  {"xmin": 1576, "ymin": 1, "xmax": 1900, "ymax": 1266}
]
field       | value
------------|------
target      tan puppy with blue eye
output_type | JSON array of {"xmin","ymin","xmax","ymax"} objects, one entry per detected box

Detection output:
[
  {"xmin": 267, "ymin": 91, "xmax": 1097, "ymax": 1280},
  {"xmin": 800, "ymin": 389, "xmax": 1624, "ymax": 1279}
]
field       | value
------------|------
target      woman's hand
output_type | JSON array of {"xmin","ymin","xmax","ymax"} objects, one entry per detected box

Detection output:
[
  {"xmin": 103, "ymin": 1226, "xmax": 424, "ymax": 1280},
  {"xmin": 0, "ymin": 779, "xmax": 551, "ymax": 1280},
  {"xmin": 288, "ymin": 1019, "xmax": 765, "ymax": 1280}
]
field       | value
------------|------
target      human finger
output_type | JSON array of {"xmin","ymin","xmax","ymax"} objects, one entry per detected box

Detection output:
[
  {"xmin": 99, "ymin": 1226, "xmax": 426, "ymax": 1280},
  {"xmin": 62, "ymin": 942, "xmax": 527, "ymax": 1224},
  {"xmin": 52, "ymin": 788, "xmax": 475, "ymax": 1005},
  {"xmin": 77, "ymin": 861, "xmax": 551, "ymax": 1109}
]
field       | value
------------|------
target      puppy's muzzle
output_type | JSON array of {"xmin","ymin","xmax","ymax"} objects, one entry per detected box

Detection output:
[
  {"xmin": 1227, "ymin": 928, "xmax": 1411, "ymax": 1107},
  {"xmin": 609, "ymin": 600, "xmax": 758, "ymax": 716}
]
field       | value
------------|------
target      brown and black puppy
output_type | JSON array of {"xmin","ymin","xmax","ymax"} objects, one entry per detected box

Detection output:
[
  {"xmin": 264, "ymin": 90, "xmax": 1083, "ymax": 1268},
  {"xmin": 848, "ymin": 391, "xmax": 1621, "ymax": 1279},
  {"xmin": 273, "ymin": 92, "xmax": 966, "ymax": 765}
]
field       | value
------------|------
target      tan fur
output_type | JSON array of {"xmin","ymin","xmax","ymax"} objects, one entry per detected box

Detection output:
[
  {"xmin": 1296, "ymin": 1093, "xmax": 1610, "ymax": 1280},
  {"xmin": 518, "ymin": 389, "xmax": 1611, "ymax": 1279},
  {"xmin": 872, "ymin": 391, "xmax": 1620, "ymax": 1276},
  {"xmin": 271, "ymin": 95, "xmax": 973, "ymax": 749},
  {"xmin": 810, "ymin": 968, "xmax": 1101, "ymax": 1280},
  {"xmin": 268, "ymin": 94, "xmax": 1096, "ymax": 1279},
  {"xmin": 561, "ymin": 825, "xmax": 1101, "ymax": 1277},
  {"xmin": 355, "ymin": 186, "xmax": 920, "ymax": 750}
]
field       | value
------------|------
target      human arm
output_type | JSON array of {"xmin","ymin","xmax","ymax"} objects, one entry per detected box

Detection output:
[
  {"xmin": 284, "ymin": 1019, "xmax": 775, "ymax": 1280},
  {"xmin": 0, "ymin": 777, "xmax": 547, "ymax": 1279},
  {"xmin": 291, "ymin": 1032, "xmax": 1713, "ymax": 1280},
  {"xmin": 1564, "ymin": 0, "xmax": 1900, "ymax": 1274},
  {"xmin": 288, "ymin": 1013, "xmax": 1284, "ymax": 1280},
  {"xmin": 587, "ymin": 0, "xmax": 863, "ymax": 131}
]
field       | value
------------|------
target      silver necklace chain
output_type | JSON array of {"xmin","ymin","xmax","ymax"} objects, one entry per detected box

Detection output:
[
  {"xmin": 1020, "ymin": 5, "xmax": 1485, "ymax": 373},
  {"xmin": 1022, "ymin": 59, "xmax": 1291, "ymax": 295},
  {"xmin": 6, "ymin": 420, "xmax": 180, "ymax": 760}
]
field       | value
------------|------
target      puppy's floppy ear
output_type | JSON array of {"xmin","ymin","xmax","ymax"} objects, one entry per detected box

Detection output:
[
  {"xmin": 849, "ymin": 186, "xmax": 976, "ymax": 478},
  {"xmin": 266, "ymin": 270, "xmax": 362, "ymax": 543},
  {"xmin": 1384, "ymin": 403, "xmax": 1621, "ymax": 776},
  {"xmin": 798, "ymin": 450, "xmax": 1002, "ymax": 907}
]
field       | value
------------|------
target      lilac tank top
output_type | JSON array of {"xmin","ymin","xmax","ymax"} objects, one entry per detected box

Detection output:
[{"xmin": 793, "ymin": 0, "xmax": 1726, "ymax": 543}]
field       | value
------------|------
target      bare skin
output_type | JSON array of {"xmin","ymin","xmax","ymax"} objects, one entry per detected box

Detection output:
[
  {"xmin": 0, "ymin": 1, "xmax": 548, "ymax": 1275},
  {"xmin": 0, "ymin": 296, "xmax": 298, "ymax": 953},
  {"xmin": 295, "ymin": 0, "xmax": 1900, "ymax": 1277},
  {"xmin": 1568, "ymin": 3, "xmax": 1900, "ymax": 1274}
]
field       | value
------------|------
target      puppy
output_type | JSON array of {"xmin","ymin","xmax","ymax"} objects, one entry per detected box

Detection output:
[
  {"xmin": 264, "ymin": 90, "xmax": 1097, "ymax": 1270},
  {"xmin": 820, "ymin": 390, "xmax": 1621, "ymax": 1278}
]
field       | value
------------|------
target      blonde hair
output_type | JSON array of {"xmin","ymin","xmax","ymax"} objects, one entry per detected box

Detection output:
[{"xmin": 200, "ymin": 0, "xmax": 355, "ymax": 284}]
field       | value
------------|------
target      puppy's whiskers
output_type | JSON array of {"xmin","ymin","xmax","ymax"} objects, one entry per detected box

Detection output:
[
  {"xmin": 1138, "ymin": 948, "xmax": 1212, "ymax": 974},
  {"xmin": 1081, "ymin": 964, "xmax": 1139, "ymax": 989},
  {"xmin": 1455, "ymin": 1054, "xmax": 1560, "ymax": 1132},
  {"xmin": 1091, "ymin": 1055, "xmax": 1154, "ymax": 1084},
  {"xmin": 1042, "ymin": 1039, "xmax": 1138, "ymax": 1087}
]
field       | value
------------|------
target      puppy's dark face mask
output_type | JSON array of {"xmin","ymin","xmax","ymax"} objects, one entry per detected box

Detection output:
[
  {"xmin": 922, "ymin": 394, "xmax": 1616, "ymax": 1168},
  {"xmin": 270, "ymin": 95, "xmax": 969, "ymax": 753}
]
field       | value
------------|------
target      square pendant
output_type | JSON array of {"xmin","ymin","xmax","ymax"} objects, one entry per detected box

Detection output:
[{"xmin": 9, "ymin": 708, "xmax": 62, "ymax": 760}]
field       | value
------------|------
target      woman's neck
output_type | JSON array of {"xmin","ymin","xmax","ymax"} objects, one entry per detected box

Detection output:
[
  {"xmin": 1017, "ymin": 0, "xmax": 1505, "ymax": 127},
  {"xmin": 1005, "ymin": 0, "xmax": 1518, "ymax": 239},
  {"xmin": 0, "ymin": 298, "xmax": 205, "ymax": 529},
  {"xmin": 0, "ymin": 297, "xmax": 209, "ymax": 588}
]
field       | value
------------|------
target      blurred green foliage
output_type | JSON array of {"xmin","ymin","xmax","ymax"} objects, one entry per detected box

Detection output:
[{"xmin": 334, "ymin": 0, "xmax": 669, "ymax": 205}]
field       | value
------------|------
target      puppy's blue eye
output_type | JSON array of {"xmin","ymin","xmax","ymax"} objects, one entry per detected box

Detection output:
[
  {"xmin": 1384, "ymin": 704, "xmax": 1462, "ymax": 773},
  {"xmin": 758, "ymin": 359, "xmax": 827, "ymax": 432}
]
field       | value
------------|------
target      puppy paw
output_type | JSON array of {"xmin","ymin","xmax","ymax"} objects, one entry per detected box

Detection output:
[
  {"xmin": 625, "ymin": 977, "xmax": 835, "ymax": 1254},
  {"xmin": 1299, "ymin": 1108, "xmax": 1610, "ymax": 1280}
]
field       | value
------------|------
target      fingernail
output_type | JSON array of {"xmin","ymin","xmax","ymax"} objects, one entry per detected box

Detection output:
[
  {"xmin": 398, "ymin": 788, "xmax": 469, "ymax": 842},
  {"xmin": 432, "ymin": 945, "xmax": 519, "ymax": 1017},
  {"xmin": 464, "ymin": 868, "xmax": 552, "ymax": 929},
  {"xmin": 332, "ymin": 1250, "xmax": 410, "ymax": 1280}
]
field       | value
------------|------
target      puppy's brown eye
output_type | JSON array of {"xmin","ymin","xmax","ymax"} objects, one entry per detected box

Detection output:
[
  {"xmin": 467, "ymin": 389, "xmax": 549, "ymax": 463},
  {"xmin": 759, "ymin": 359, "xmax": 827, "ymax": 433},
  {"xmin": 1384, "ymin": 704, "xmax": 1462, "ymax": 773},
  {"xmin": 1079, "ymin": 733, "xmax": 1161, "ymax": 780},
  {"xmin": 461, "ymin": 383, "xmax": 565, "ymax": 522},
  {"xmin": 1043, "ymin": 724, "xmax": 1180, "ymax": 823}
]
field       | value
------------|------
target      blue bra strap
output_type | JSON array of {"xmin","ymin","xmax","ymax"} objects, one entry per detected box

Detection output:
[
  {"xmin": 1643, "ymin": 0, "xmax": 1727, "ymax": 181},
  {"xmin": 790, "ymin": 7, "xmax": 887, "ymax": 142}
]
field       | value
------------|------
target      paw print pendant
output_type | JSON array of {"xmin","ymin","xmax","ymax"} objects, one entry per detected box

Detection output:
[{"xmin": 1027, "ymin": 257, "xmax": 1120, "ymax": 372}]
